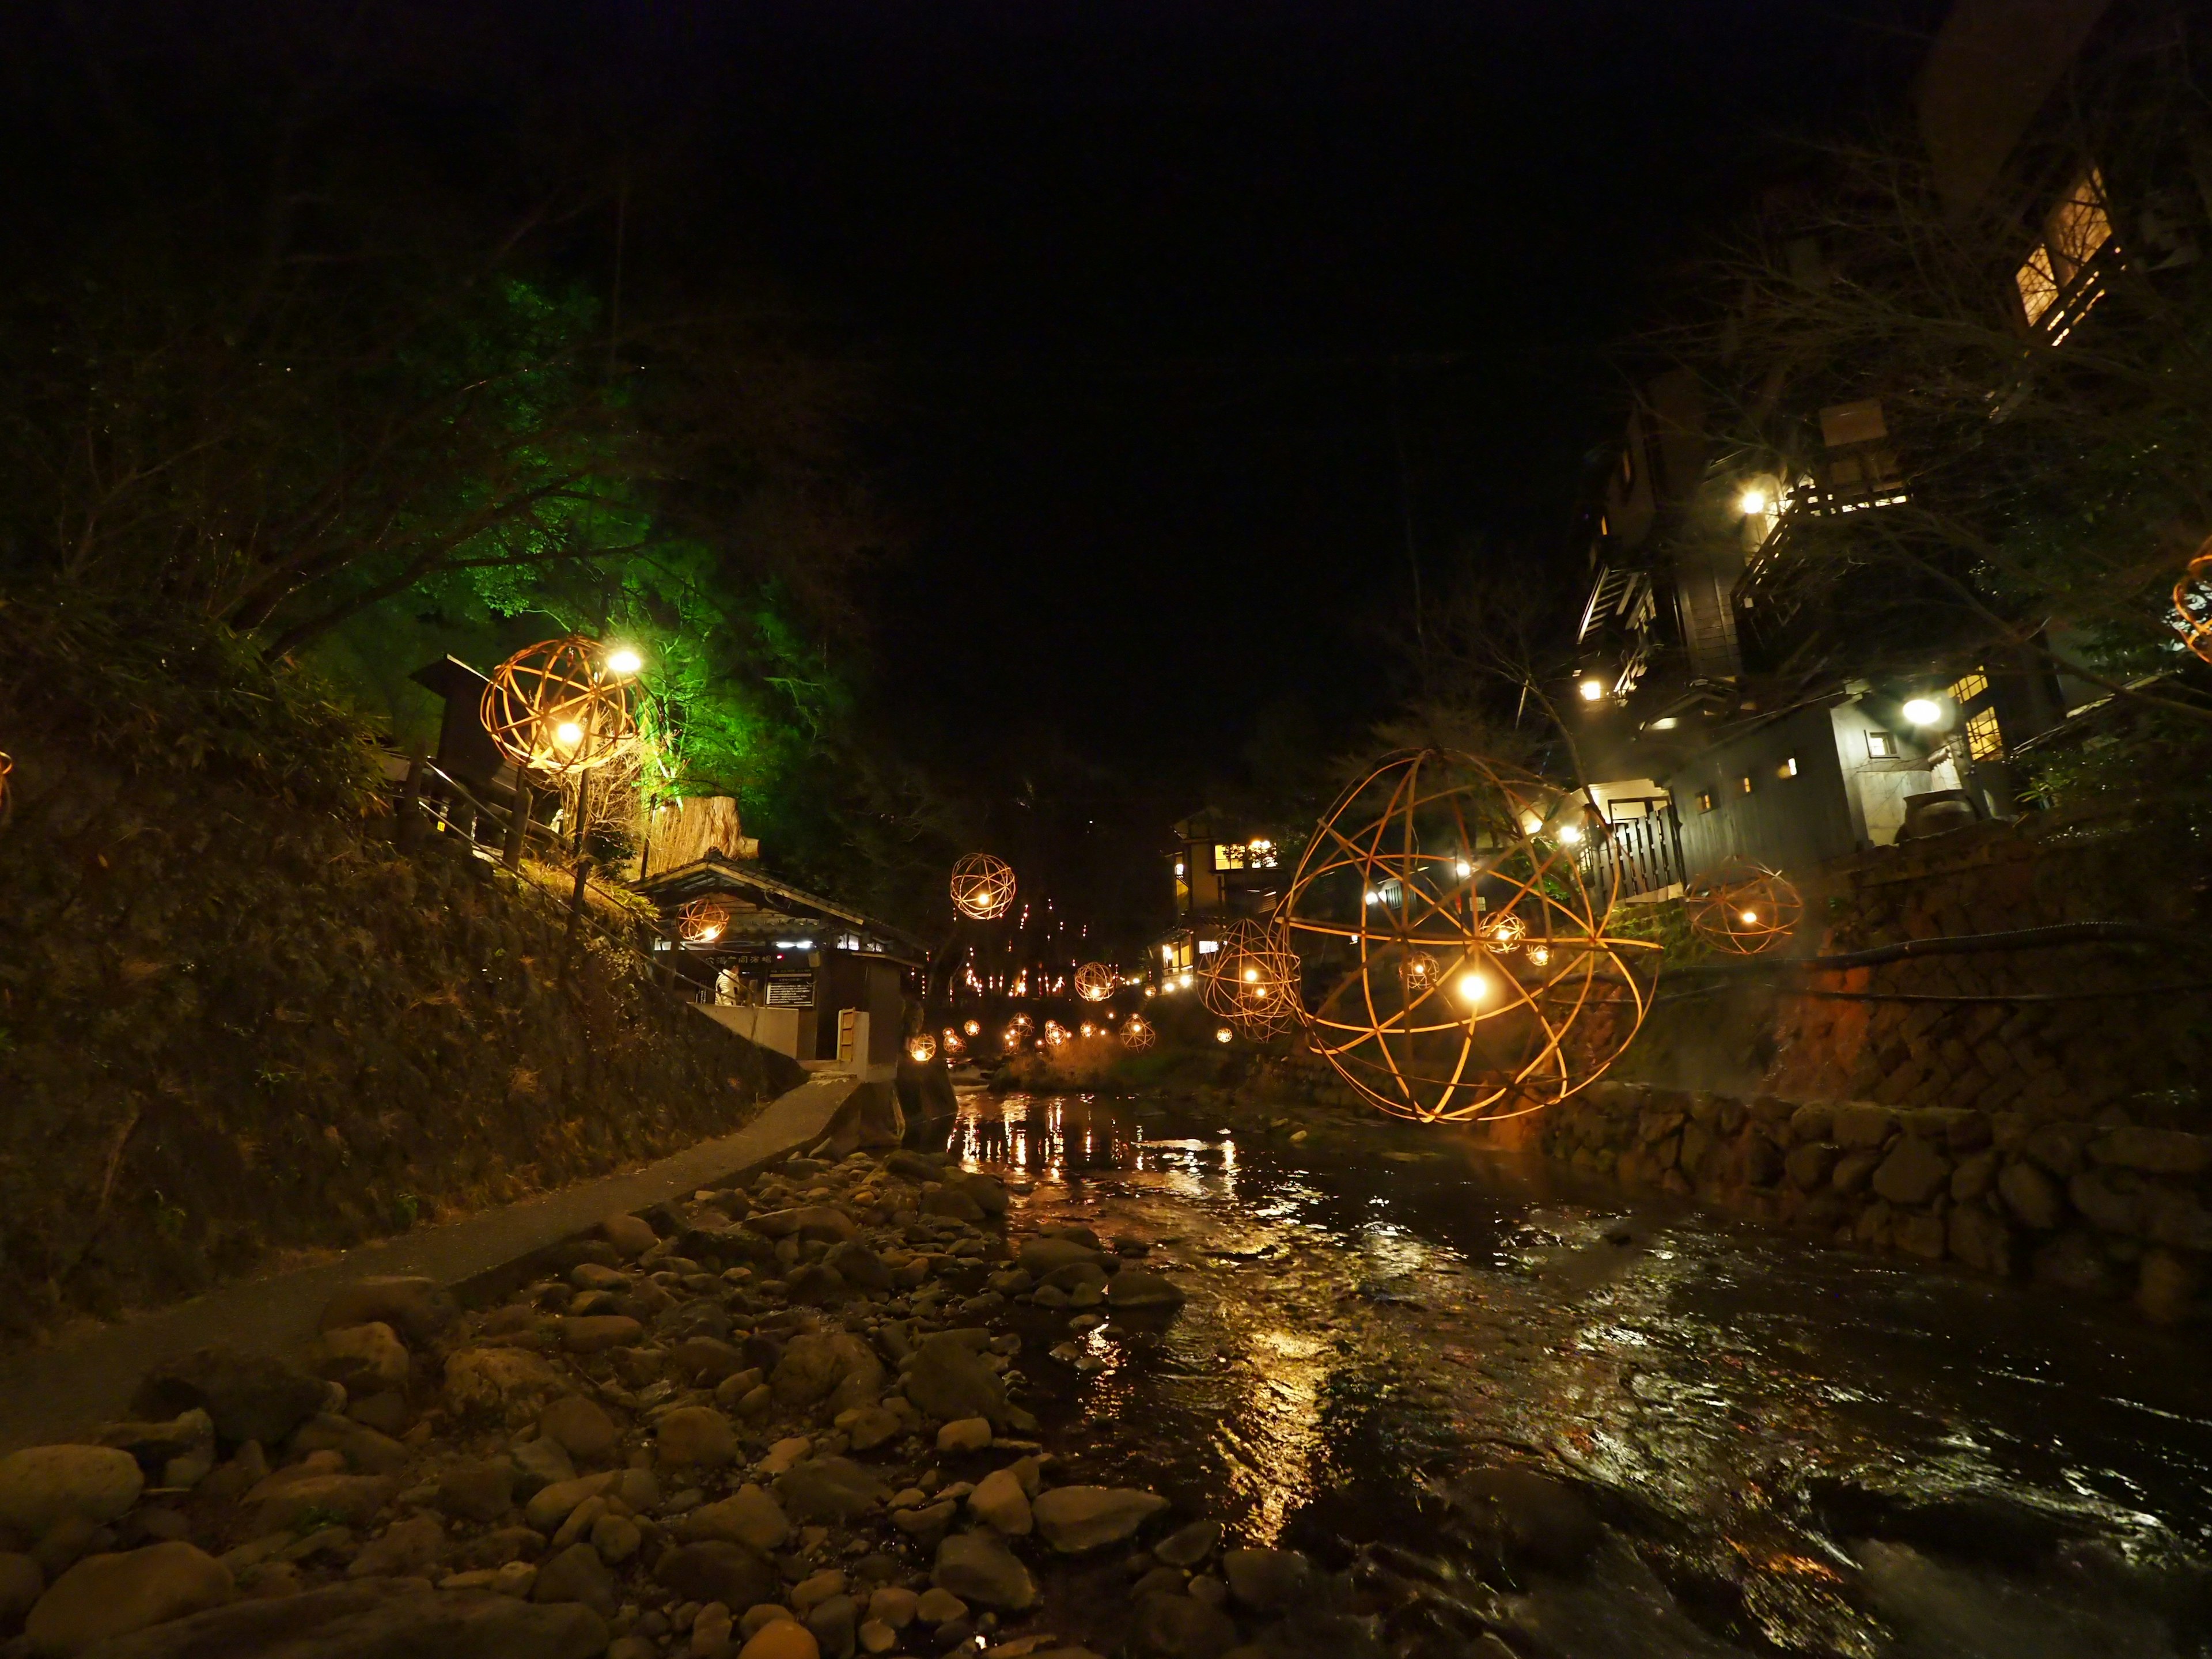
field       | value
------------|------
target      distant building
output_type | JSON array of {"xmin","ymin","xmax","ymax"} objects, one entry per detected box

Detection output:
[{"xmin": 1149, "ymin": 810, "xmax": 1286, "ymax": 986}]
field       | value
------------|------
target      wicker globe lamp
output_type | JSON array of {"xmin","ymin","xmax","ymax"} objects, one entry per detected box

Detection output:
[
  {"xmin": 1277, "ymin": 749, "xmax": 1656, "ymax": 1124},
  {"xmin": 2176, "ymin": 543, "xmax": 2212, "ymax": 666},
  {"xmin": 1685, "ymin": 859, "xmax": 1803, "ymax": 955},
  {"xmin": 1198, "ymin": 918, "xmax": 1301, "ymax": 1038},
  {"xmin": 949, "ymin": 853, "xmax": 1017, "ymax": 921},
  {"xmin": 1120, "ymin": 1016, "xmax": 1156, "ymax": 1051},
  {"xmin": 479, "ymin": 636, "xmax": 638, "ymax": 778},
  {"xmin": 676, "ymin": 897, "xmax": 732, "ymax": 945},
  {"xmin": 1074, "ymin": 961, "xmax": 1117, "ymax": 1002}
]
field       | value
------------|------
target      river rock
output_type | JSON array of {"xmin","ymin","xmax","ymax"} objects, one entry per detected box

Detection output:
[
  {"xmin": 26, "ymin": 1541, "xmax": 232, "ymax": 1651},
  {"xmin": 445, "ymin": 1349, "xmax": 564, "ymax": 1418},
  {"xmin": 0, "ymin": 1446, "xmax": 145, "ymax": 1540},
  {"xmin": 1032, "ymin": 1487, "xmax": 1169, "ymax": 1552},
  {"xmin": 1154, "ymin": 1520, "xmax": 1222, "ymax": 1568},
  {"xmin": 740, "ymin": 1619, "xmax": 821, "ymax": 1659},
  {"xmin": 672, "ymin": 1337, "xmax": 747, "ymax": 1386},
  {"xmin": 684, "ymin": 1486, "xmax": 790, "ymax": 1552},
  {"xmin": 560, "ymin": 1316, "xmax": 644, "ymax": 1355},
  {"xmin": 69, "ymin": 1580, "xmax": 607, "ymax": 1658},
  {"xmin": 1105, "ymin": 1270, "xmax": 1185, "ymax": 1311},
  {"xmin": 901, "ymin": 1339, "xmax": 1006, "ymax": 1427},
  {"xmin": 1131, "ymin": 1592, "xmax": 1239, "ymax": 1659},
  {"xmin": 129, "ymin": 1350, "xmax": 325, "ymax": 1449},
  {"xmin": 2091, "ymin": 1126, "xmax": 2211, "ymax": 1176},
  {"xmin": 250, "ymin": 1473, "xmax": 397, "ymax": 1534},
  {"xmin": 601, "ymin": 1214, "xmax": 660, "ymax": 1259},
  {"xmin": 966, "ymin": 1468, "xmax": 1032, "ymax": 1535},
  {"xmin": 438, "ymin": 1460, "xmax": 516, "ymax": 1524},
  {"xmin": 347, "ymin": 1513, "xmax": 444, "ymax": 1580},
  {"xmin": 937, "ymin": 1418, "xmax": 993, "ymax": 1455},
  {"xmin": 1442, "ymin": 1467, "xmax": 1600, "ymax": 1570},
  {"xmin": 825, "ymin": 1241, "xmax": 893, "ymax": 1291},
  {"xmin": 2033, "ymin": 1231, "xmax": 2118, "ymax": 1297},
  {"xmin": 531, "ymin": 1541, "xmax": 618, "ymax": 1617},
  {"xmin": 1018, "ymin": 1238, "xmax": 1100, "ymax": 1278},
  {"xmin": 657, "ymin": 1407, "xmax": 737, "ymax": 1469},
  {"xmin": 776, "ymin": 1458, "xmax": 888, "ymax": 1523},
  {"xmin": 1221, "ymin": 1547, "xmax": 1312, "ymax": 1611},
  {"xmin": 921, "ymin": 1187, "xmax": 985, "ymax": 1224},
  {"xmin": 92, "ymin": 1411, "xmax": 215, "ymax": 1487},
  {"xmin": 1831, "ymin": 1104, "xmax": 1895, "ymax": 1152},
  {"xmin": 510, "ymin": 1437, "xmax": 578, "ymax": 1497},
  {"xmin": 289, "ymin": 1414, "xmax": 410, "ymax": 1476},
  {"xmin": 533, "ymin": 1395, "xmax": 616, "ymax": 1465},
  {"xmin": 1948, "ymin": 1206, "xmax": 2016, "ymax": 1277},
  {"xmin": 1998, "ymin": 1160, "xmax": 2065, "ymax": 1230},
  {"xmin": 930, "ymin": 1532, "xmax": 1035, "ymax": 1609},
  {"xmin": 2069, "ymin": 1168, "xmax": 2145, "ymax": 1234},
  {"xmin": 806, "ymin": 1592, "xmax": 858, "ymax": 1658},
  {"xmin": 313, "ymin": 1323, "xmax": 411, "ymax": 1393},
  {"xmin": 1783, "ymin": 1143, "xmax": 1839, "ymax": 1191},
  {"xmin": 772, "ymin": 1334, "xmax": 879, "ymax": 1411},
  {"xmin": 316, "ymin": 1278, "xmax": 457, "ymax": 1346},
  {"xmin": 656, "ymin": 1541, "xmax": 777, "ymax": 1612},
  {"xmin": 787, "ymin": 1264, "xmax": 849, "ymax": 1306},
  {"xmin": 1870, "ymin": 1137, "xmax": 1949, "ymax": 1206}
]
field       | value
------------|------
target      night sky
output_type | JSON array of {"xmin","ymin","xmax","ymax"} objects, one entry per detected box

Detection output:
[{"xmin": 662, "ymin": 0, "xmax": 1941, "ymax": 935}]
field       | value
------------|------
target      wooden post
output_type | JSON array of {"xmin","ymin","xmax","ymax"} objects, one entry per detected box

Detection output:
[
  {"xmin": 503, "ymin": 779, "xmax": 534, "ymax": 871},
  {"xmin": 395, "ymin": 749, "xmax": 426, "ymax": 851},
  {"xmin": 560, "ymin": 854, "xmax": 591, "ymax": 986}
]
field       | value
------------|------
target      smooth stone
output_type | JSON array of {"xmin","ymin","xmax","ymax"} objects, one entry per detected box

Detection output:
[
  {"xmin": 531, "ymin": 1541, "xmax": 618, "ymax": 1618},
  {"xmin": 313, "ymin": 1324, "xmax": 411, "ymax": 1393},
  {"xmin": 0, "ymin": 1553, "xmax": 43, "ymax": 1625},
  {"xmin": 931, "ymin": 1532, "xmax": 1036, "ymax": 1610},
  {"xmin": 684, "ymin": 1486, "xmax": 791, "ymax": 1552},
  {"xmin": 914, "ymin": 1587, "xmax": 968, "ymax": 1624},
  {"xmin": 775, "ymin": 1458, "xmax": 889, "ymax": 1524},
  {"xmin": 445, "ymin": 1349, "xmax": 565, "ymax": 1416},
  {"xmin": 1221, "ymin": 1547, "xmax": 1312, "ymax": 1612},
  {"xmin": 603, "ymin": 1214, "xmax": 661, "ymax": 1258},
  {"xmin": 1131, "ymin": 1592, "xmax": 1239, "ymax": 1658},
  {"xmin": 537, "ymin": 1397, "xmax": 619, "ymax": 1465},
  {"xmin": 439, "ymin": 1461, "xmax": 518, "ymax": 1524},
  {"xmin": 317, "ymin": 1278, "xmax": 458, "ymax": 1346},
  {"xmin": 1032, "ymin": 1487, "xmax": 1170, "ymax": 1552},
  {"xmin": 510, "ymin": 1437, "xmax": 578, "ymax": 1495},
  {"xmin": 64, "ymin": 1580, "xmax": 605, "ymax": 1658},
  {"xmin": 739, "ymin": 1618, "xmax": 821, "ymax": 1659},
  {"xmin": 1104, "ymin": 1270, "xmax": 1185, "ymax": 1310},
  {"xmin": 935, "ymin": 1419, "xmax": 993, "ymax": 1455},
  {"xmin": 562, "ymin": 1316, "xmax": 645, "ymax": 1355},
  {"xmin": 657, "ymin": 1542, "xmax": 777, "ymax": 1613},
  {"xmin": 966, "ymin": 1468, "xmax": 1032, "ymax": 1536},
  {"xmin": 0, "ymin": 1447, "xmax": 144, "ymax": 1540},
  {"xmin": 657, "ymin": 1408, "xmax": 738, "ymax": 1469},
  {"xmin": 1153, "ymin": 1520, "xmax": 1222, "ymax": 1569},
  {"xmin": 128, "ymin": 1350, "xmax": 326, "ymax": 1449},
  {"xmin": 25, "ymin": 1542, "xmax": 232, "ymax": 1651}
]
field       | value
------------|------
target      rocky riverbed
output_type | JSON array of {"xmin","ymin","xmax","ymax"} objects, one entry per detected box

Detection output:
[{"xmin": 1, "ymin": 1084, "xmax": 2209, "ymax": 1657}]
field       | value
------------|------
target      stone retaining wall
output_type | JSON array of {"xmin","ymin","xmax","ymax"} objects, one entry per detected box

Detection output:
[{"xmin": 1539, "ymin": 1080, "xmax": 2212, "ymax": 1321}]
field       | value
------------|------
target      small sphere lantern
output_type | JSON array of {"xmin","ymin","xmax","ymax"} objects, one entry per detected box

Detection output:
[
  {"xmin": 1685, "ymin": 859, "xmax": 1803, "ymax": 955},
  {"xmin": 1277, "ymin": 748, "xmax": 1656, "ymax": 1125},
  {"xmin": 2176, "ymin": 542, "xmax": 2212, "ymax": 666},
  {"xmin": 1074, "ymin": 961, "xmax": 1117, "ymax": 1002},
  {"xmin": 949, "ymin": 853, "xmax": 1017, "ymax": 921},
  {"xmin": 479, "ymin": 635, "xmax": 638, "ymax": 778},
  {"xmin": 907, "ymin": 1032, "xmax": 938, "ymax": 1063},
  {"xmin": 676, "ymin": 897, "xmax": 732, "ymax": 945},
  {"xmin": 1121, "ymin": 1017, "xmax": 1156, "ymax": 1051},
  {"xmin": 1199, "ymin": 918, "xmax": 1301, "ymax": 1038}
]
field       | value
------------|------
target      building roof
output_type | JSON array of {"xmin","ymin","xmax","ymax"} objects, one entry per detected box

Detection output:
[{"xmin": 632, "ymin": 853, "xmax": 929, "ymax": 962}]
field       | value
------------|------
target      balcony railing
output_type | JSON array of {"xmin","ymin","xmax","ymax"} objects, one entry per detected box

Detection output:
[{"xmin": 1580, "ymin": 805, "xmax": 1687, "ymax": 904}]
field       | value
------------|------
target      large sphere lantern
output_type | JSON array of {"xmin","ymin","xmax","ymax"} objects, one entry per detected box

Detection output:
[
  {"xmin": 1278, "ymin": 749, "xmax": 1657, "ymax": 1125},
  {"xmin": 1198, "ymin": 918, "xmax": 1301, "ymax": 1038},
  {"xmin": 949, "ymin": 853, "xmax": 1017, "ymax": 921},
  {"xmin": 1074, "ymin": 961, "xmax": 1116, "ymax": 1002},
  {"xmin": 2176, "ymin": 541, "xmax": 2212, "ymax": 666},
  {"xmin": 1120, "ymin": 1016, "xmax": 1156, "ymax": 1051},
  {"xmin": 479, "ymin": 636, "xmax": 638, "ymax": 778},
  {"xmin": 1685, "ymin": 859, "xmax": 1804, "ymax": 955}
]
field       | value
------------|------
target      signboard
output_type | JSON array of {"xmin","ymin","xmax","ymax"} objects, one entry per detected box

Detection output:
[{"xmin": 766, "ymin": 974, "xmax": 815, "ymax": 1009}]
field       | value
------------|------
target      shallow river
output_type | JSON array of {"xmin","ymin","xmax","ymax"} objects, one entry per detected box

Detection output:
[{"xmin": 946, "ymin": 1089, "xmax": 2212, "ymax": 1659}]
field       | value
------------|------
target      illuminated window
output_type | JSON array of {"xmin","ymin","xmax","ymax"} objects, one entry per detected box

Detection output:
[
  {"xmin": 2017, "ymin": 168, "xmax": 2113, "ymax": 331},
  {"xmin": 1213, "ymin": 840, "xmax": 1277, "ymax": 872},
  {"xmin": 1948, "ymin": 667, "xmax": 1990, "ymax": 704},
  {"xmin": 1866, "ymin": 730, "xmax": 1897, "ymax": 759},
  {"xmin": 1777, "ymin": 756, "xmax": 1798, "ymax": 779},
  {"xmin": 1740, "ymin": 776, "xmax": 1754, "ymax": 794},
  {"xmin": 1698, "ymin": 790, "xmax": 1717, "ymax": 813},
  {"xmin": 1964, "ymin": 706, "xmax": 2003, "ymax": 761},
  {"xmin": 2016, "ymin": 245, "xmax": 2061, "ymax": 327}
]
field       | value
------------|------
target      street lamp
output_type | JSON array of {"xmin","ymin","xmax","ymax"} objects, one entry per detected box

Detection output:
[{"xmin": 1902, "ymin": 696, "xmax": 1943, "ymax": 727}]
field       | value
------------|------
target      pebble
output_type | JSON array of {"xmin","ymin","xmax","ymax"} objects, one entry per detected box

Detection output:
[
  {"xmin": 25, "ymin": 1541, "xmax": 233, "ymax": 1651},
  {"xmin": 0, "ymin": 1445, "xmax": 145, "ymax": 1539},
  {"xmin": 1033, "ymin": 1487, "xmax": 1170, "ymax": 1552},
  {"xmin": 937, "ymin": 1416, "xmax": 994, "ymax": 1454}
]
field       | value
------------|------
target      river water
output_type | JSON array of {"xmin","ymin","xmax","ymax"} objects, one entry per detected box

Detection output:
[{"xmin": 945, "ymin": 1088, "xmax": 2212, "ymax": 1658}]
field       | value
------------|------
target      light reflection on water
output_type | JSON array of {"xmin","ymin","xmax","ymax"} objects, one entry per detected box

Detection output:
[{"xmin": 946, "ymin": 1088, "xmax": 2212, "ymax": 1656}]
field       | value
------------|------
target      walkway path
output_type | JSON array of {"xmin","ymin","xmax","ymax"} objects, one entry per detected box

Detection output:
[{"xmin": 0, "ymin": 1072, "xmax": 862, "ymax": 1453}]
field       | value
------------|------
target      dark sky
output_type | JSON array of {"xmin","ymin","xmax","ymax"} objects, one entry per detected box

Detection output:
[{"xmin": 641, "ymin": 0, "xmax": 1942, "ymax": 937}]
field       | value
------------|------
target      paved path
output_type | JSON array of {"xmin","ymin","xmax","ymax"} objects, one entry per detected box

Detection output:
[{"xmin": 0, "ymin": 1073, "xmax": 860, "ymax": 1453}]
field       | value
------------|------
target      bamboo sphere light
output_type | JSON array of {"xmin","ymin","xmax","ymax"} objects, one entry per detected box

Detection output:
[
  {"xmin": 907, "ymin": 1032, "xmax": 938, "ymax": 1063},
  {"xmin": 2177, "ymin": 542, "xmax": 2212, "ymax": 666},
  {"xmin": 480, "ymin": 635, "xmax": 637, "ymax": 778},
  {"xmin": 676, "ymin": 897, "xmax": 733, "ymax": 945},
  {"xmin": 1685, "ymin": 859, "xmax": 1802, "ymax": 955},
  {"xmin": 1198, "ymin": 917, "xmax": 1301, "ymax": 1037},
  {"xmin": 1277, "ymin": 749, "xmax": 1656, "ymax": 1125},
  {"xmin": 1074, "ymin": 961, "xmax": 1116, "ymax": 1002},
  {"xmin": 1120, "ymin": 1016, "xmax": 1156, "ymax": 1051},
  {"xmin": 949, "ymin": 853, "xmax": 1017, "ymax": 921}
]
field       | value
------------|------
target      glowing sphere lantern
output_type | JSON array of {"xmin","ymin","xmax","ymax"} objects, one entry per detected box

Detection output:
[
  {"xmin": 2176, "ymin": 542, "xmax": 2212, "ymax": 666},
  {"xmin": 1685, "ymin": 858, "xmax": 1803, "ymax": 955},
  {"xmin": 949, "ymin": 853, "xmax": 1017, "ymax": 920},
  {"xmin": 907, "ymin": 1033, "xmax": 938, "ymax": 1063},
  {"xmin": 1198, "ymin": 918, "xmax": 1301, "ymax": 1038},
  {"xmin": 1074, "ymin": 961, "xmax": 1116, "ymax": 1002},
  {"xmin": 1277, "ymin": 749, "xmax": 1656, "ymax": 1125},
  {"xmin": 479, "ymin": 636, "xmax": 638, "ymax": 778},
  {"xmin": 676, "ymin": 897, "xmax": 732, "ymax": 945},
  {"xmin": 1121, "ymin": 1016, "xmax": 1156, "ymax": 1051},
  {"xmin": 1043, "ymin": 1021, "xmax": 1070, "ymax": 1048}
]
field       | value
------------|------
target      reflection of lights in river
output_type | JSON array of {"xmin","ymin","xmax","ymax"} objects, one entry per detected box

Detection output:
[{"xmin": 1233, "ymin": 1329, "xmax": 1330, "ymax": 1546}]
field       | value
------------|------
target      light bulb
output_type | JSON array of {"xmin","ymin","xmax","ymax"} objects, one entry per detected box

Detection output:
[
  {"xmin": 554, "ymin": 721, "xmax": 584, "ymax": 747},
  {"xmin": 1740, "ymin": 487, "xmax": 1768, "ymax": 517},
  {"xmin": 1903, "ymin": 697, "xmax": 1942, "ymax": 726},
  {"xmin": 1457, "ymin": 972, "xmax": 1488, "ymax": 1004},
  {"xmin": 1557, "ymin": 823, "xmax": 1583, "ymax": 844},
  {"xmin": 1578, "ymin": 679, "xmax": 1604, "ymax": 702},
  {"xmin": 1215, "ymin": 1028, "xmax": 1233, "ymax": 1044},
  {"xmin": 606, "ymin": 646, "xmax": 643, "ymax": 676},
  {"xmin": 1740, "ymin": 909, "xmax": 1760, "ymax": 925}
]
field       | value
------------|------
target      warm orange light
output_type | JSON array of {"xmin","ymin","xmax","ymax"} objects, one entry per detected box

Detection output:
[{"xmin": 1214, "ymin": 1027, "xmax": 1233, "ymax": 1044}]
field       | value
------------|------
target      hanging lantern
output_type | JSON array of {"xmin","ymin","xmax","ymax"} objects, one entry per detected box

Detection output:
[
  {"xmin": 942, "ymin": 1028, "xmax": 965, "ymax": 1055},
  {"xmin": 479, "ymin": 636, "xmax": 638, "ymax": 778},
  {"xmin": 1121, "ymin": 1016, "xmax": 1156, "ymax": 1051},
  {"xmin": 676, "ymin": 897, "xmax": 732, "ymax": 945},
  {"xmin": 1074, "ymin": 961, "xmax": 1116, "ymax": 1002},
  {"xmin": 1214, "ymin": 1027, "xmax": 1234, "ymax": 1044},
  {"xmin": 1277, "ymin": 749, "xmax": 1657, "ymax": 1125},
  {"xmin": 963, "ymin": 1020, "xmax": 982, "ymax": 1037},
  {"xmin": 1685, "ymin": 859, "xmax": 1803, "ymax": 955},
  {"xmin": 907, "ymin": 1032, "xmax": 939, "ymax": 1063},
  {"xmin": 1043, "ymin": 1021, "xmax": 1070, "ymax": 1048},
  {"xmin": 949, "ymin": 853, "xmax": 1017, "ymax": 920},
  {"xmin": 2176, "ymin": 541, "xmax": 2212, "ymax": 665},
  {"xmin": 1198, "ymin": 918, "xmax": 1301, "ymax": 1038}
]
